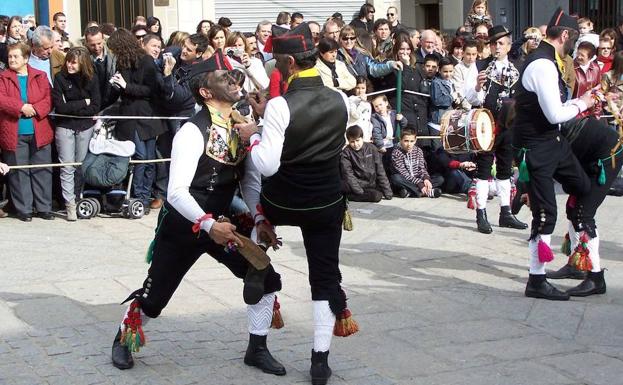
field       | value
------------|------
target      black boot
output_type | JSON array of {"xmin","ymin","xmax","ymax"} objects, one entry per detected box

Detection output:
[
  {"xmin": 567, "ymin": 270, "xmax": 606, "ymax": 297},
  {"xmin": 243, "ymin": 266, "xmax": 269, "ymax": 305},
  {"xmin": 310, "ymin": 350, "xmax": 332, "ymax": 385},
  {"xmin": 476, "ymin": 209, "xmax": 492, "ymax": 234},
  {"xmin": 525, "ymin": 274, "xmax": 570, "ymax": 301},
  {"xmin": 546, "ymin": 263, "xmax": 588, "ymax": 280},
  {"xmin": 244, "ymin": 334, "xmax": 286, "ymax": 376},
  {"xmin": 499, "ymin": 206, "xmax": 528, "ymax": 229},
  {"xmin": 112, "ymin": 328, "xmax": 134, "ymax": 370}
]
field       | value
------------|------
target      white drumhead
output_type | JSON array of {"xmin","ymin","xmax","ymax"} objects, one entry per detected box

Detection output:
[{"xmin": 474, "ymin": 110, "xmax": 494, "ymax": 151}]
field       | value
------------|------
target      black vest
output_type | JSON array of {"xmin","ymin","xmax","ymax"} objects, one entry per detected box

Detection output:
[
  {"xmin": 184, "ymin": 107, "xmax": 245, "ymax": 215},
  {"xmin": 262, "ymin": 76, "xmax": 347, "ymax": 209},
  {"xmin": 513, "ymin": 42, "xmax": 567, "ymax": 144}
]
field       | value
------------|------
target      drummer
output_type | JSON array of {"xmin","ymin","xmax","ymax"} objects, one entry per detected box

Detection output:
[{"xmin": 469, "ymin": 25, "xmax": 527, "ymax": 234}]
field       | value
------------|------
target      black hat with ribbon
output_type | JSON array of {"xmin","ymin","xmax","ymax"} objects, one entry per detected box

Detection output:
[
  {"xmin": 262, "ymin": 24, "xmax": 289, "ymax": 53},
  {"xmin": 547, "ymin": 7, "xmax": 579, "ymax": 31},
  {"xmin": 487, "ymin": 25, "xmax": 512, "ymax": 43},
  {"xmin": 186, "ymin": 49, "xmax": 233, "ymax": 80},
  {"xmin": 270, "ymin": 22, "xmax": 315, "ymax": 55}
]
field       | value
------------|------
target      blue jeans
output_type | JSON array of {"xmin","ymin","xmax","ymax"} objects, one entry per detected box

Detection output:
[{"xmin": 132, "ymin": 131, "xmax": 156, "ymax": 204}]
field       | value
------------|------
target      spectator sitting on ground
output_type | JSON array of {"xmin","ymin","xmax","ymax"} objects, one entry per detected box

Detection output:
[
  {"xmin": 390, "ymin": 129, "xmax": 443, "ymax": 198},
  {"xmin": 341, "ymin": 125, "xmax": 393, "ymax": 202}
]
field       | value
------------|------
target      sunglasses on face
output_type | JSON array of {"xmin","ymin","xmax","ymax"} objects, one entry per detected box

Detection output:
[
  {"xmin": 387, "ymin": 13, "xmax": 395, "ymax": 17},
  {"xmin": 135, "ymin": 34, "xmax": 146, "ymax": 39},
  {"xmin": 341, "ymin": 36, "xmax": 356, "ymax": 41},
  {"xmin": 62, "ymin": 47, "xmax": 70, "ymax": 52}
]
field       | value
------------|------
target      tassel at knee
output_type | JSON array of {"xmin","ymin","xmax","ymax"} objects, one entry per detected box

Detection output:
[
  {"xmin": 333, "ymin": 308, "xmax": 359, "ymax": 337},
  {"xmin": 120, "ymin": 300, "xmax": 146, "ymax": 353},
  {"xmin": 568, "ymin": 232, "xmax": 593, "ymax": 272},
  {"xmin": 271, "ymin": 295, "xmax": 284, "ymax": 329}
]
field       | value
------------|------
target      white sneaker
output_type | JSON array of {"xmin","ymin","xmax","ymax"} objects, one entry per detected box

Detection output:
[{"xmin": 66, "ymin": 203, "xmax": 77, "ymax": 222}]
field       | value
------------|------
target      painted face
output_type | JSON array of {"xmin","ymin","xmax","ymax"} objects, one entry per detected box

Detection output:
[
  {"xmin": 354, "ymin": 82, "xmax": 367, "ymax": 98},
  {"xmin": 86, "ymin": 32, "xmax": 104, "ymax": 57},
  {"xmin": 400, "ymin": 135, "xmax": 417, "ymax": 152},
  {"xmin": 375, "ymin": 23, "xmax": 391, "ymax": 41},
  {"xmin": 463, "ymin": 46, "xmax": 478, "ymax": 65},
  {"xmin": 143, "ymin": 38, "xmax": 162, "ymax": 59},
  {"xmin": 66, "ymin": 57, "xmax": 80, "ymax": 74},
  {"xmin": 8, "ymin": 48, "xmax": 28, "ymax": 72},
  {"xmin": 211, "ymin": 30, "xmax": 226, "ymax": 50},
  {"xmin": 207, "ymin": 70, "xmax": 240, "ymax": 103},
  {"xmin": 321, "ymin": 49, "xmax": 337, "ymax": 63},
  {"xmin": 439, "ymin": 64, "xmax": 454, "ymax": 80},
  {"xmin": 372, "ymin": 97, "xmax": 389, "ymax": 115},
  {"xmin": 348, "ymin": 137, "xmax": 364, "ymax": 151}
]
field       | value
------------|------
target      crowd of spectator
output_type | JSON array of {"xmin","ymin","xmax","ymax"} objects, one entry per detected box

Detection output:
[{"xmin": 1, "ymin": 1, "xmax": 623, "ymax": 222}]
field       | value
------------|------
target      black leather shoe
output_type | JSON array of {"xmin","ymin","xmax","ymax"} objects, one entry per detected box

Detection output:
[
  {"xmin": 310, "ymin": 350, "xmax": 332, "ymax": 385},
  {"xmin": 525, "ymin": 274, "xmax": 570, "ymax": 301},
  {"xmin": 243, "ymin": 266, "xmax": 268, "ymax": 305},
  {"xmin": 37, "ymin": 212, "xmax": 55, "ymax": 220},
  {"xmin": 17, "ymin": 213, "xmax": 32, "ymax": 222},
  {"xmin": 499, "ymin": 206, "xmax": 528, "ymax": 229},
  {"xmin": 244, "ymin": 334, "xmax": 286, "ymax": 375},
  {"xmin": 397, "ymin": 188, "xmax": 409, "ymax": 198},
  {"xmin": 546, "ymin": 264, "xmax": 588, "ymax": 280},
  {"xmin": 112, "ymin": 328, "xmax": 134, "ymax": 370},
  {"xmin": 476, "ymin": 209, "xmax": 492, "ymax": 234},
  {"xmin": 567, "ymin": 270, "xmax": 606, "ymax": 297}
]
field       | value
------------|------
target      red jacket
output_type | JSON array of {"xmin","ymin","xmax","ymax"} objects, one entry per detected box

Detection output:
[
  {"xmin": 573, "ymin": 61, "xmax": 602, "ymax": 118},
  {"xmin": 0, "ymin": 65, "xmax": 53, "ymax": 151}
]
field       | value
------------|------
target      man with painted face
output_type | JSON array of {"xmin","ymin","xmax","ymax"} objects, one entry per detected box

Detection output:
[
  {"xmin": 468, "ymin": 25, "xmax": 527, "ymax": 234},
  {"xmin": 239, "ymin": 22, "xmax": 358, "ymax": 385},
  {"xmin": 110, "ymin": 50, "xmax": 286, "ymax": 376},
  {"xmin": 512, "ymin": 8, "xmax": 595, "ymax": 301}
]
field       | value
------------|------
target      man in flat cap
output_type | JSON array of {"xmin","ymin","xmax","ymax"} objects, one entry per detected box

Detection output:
[
  {"xmin": 110, "ymin": 50, "xmax": 286, "ymax": 376},
  {"xmin": 239, "ymin": 22, "xmax": 358, "ymax": 385},
  {"xmin": 468, "ymin": 25, "xmax": 527, "ymax": 234},
  {"xmin": 512, "ymin": 7, "xmax": 595, "ymax": 300}
]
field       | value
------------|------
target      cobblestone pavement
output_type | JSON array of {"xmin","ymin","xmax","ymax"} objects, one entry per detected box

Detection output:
[{"xmin": 1, "ymin": 192, "xmax": 623, "ymax": 385}]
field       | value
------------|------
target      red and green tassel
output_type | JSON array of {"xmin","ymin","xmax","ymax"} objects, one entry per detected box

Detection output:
[
  {"xmin": 467, "ymin": 180, "xmax": 477, "ymax": 210},
  {"xmin": 120, "ymin": 300, "xmax": 146, "ymax": 353},
  {"xmin": 568, "ymin": 232, "xmax": 593, "ymax": 272},
  {"xmin": 271, "ymin": 295, "xmax": 284, "ymax": 329},
  {"xmin": 333, "ymin": 308, "xmax": 359, "ymax": 337}
]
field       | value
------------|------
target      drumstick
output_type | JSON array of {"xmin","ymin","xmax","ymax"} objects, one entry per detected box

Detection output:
[{"xmin": 404, "ymin": 90, "xmax": 431, "ymax": 98}]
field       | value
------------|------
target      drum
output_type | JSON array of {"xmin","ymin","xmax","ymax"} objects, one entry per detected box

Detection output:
[{"xmin": 440, "ymin": 109, "xmax": 495, "ymax": 154}]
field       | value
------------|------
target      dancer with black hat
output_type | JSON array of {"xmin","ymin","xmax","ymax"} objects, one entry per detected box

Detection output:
[
  {"xmin": 469, "ymin": 25, "xmax": 527, "ymax": 234},
  {"xmin": 110, "ymin": 50, "xmax": 286, "ymax": 376},
  {"xmin": 239, "ymin": 22, "xmax": 358, "ymax": 385},
  {"xmin": 512, "ymin": 8, "xmax": 596, "ymax": 301}
]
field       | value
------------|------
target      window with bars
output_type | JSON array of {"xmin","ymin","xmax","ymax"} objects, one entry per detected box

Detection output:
[
  {"xmin": 570, "ymin": 0, "xmax": 622, "ymax": 32},
  {"xmin": 80, "ymin": 0, "xmax": 152, "ymax": 32}
]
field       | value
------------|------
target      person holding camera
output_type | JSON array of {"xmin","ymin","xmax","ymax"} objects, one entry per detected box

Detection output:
[{"xmin": 225, "ymin": 31, "xmax": 269, "ymax": 93}]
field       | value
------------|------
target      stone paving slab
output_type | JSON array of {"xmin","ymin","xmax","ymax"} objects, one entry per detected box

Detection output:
[{"xmin": 1, "ymin": 193, "xmax": 623, "ymax": 384}]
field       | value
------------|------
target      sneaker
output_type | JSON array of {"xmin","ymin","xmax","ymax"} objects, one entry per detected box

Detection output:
[
  {"xmin": 427, "ymin": 188, "xmax": 442, "ymax": 198},
  {"xmin": 397, "ymin": 188, "xmax": 409, "ymax": 198}
]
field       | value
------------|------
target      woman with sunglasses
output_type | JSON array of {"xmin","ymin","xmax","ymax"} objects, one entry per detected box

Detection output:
[
  {"xmin": 597, "ymin": 39, "xmax": 615, "ymax": 74},
  {"xmin": 336, "ymin": 26, "xmax": 402, "ymax": 80},
  {"xmin": 51, "ymin": 47, "xmax": 101, "ymax": 221}
]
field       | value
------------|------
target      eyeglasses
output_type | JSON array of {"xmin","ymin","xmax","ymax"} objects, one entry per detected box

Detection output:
[
  {"xmin": 62, "ymin": 47, "xmax": 71, "ymax": 53},
  {"xmin": 135, "ymin": 34, "xmax": 146, "ymax": 39},
  {"xmin": 599, "ymin": 47, "xmax": 612, "ymax": 51},
  {"xmin": 387, "ymin": 13, "xmax": 395, "ymax": 17},
  {"xmin": 341, "ymin": 36, "xmax": 356, "ymax": 41}
]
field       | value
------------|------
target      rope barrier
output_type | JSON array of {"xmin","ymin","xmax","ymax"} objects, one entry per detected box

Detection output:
[
  {"xmin": 49, "ymin": 113, "xmax": 191, "ymax": 120},
  {"xmin": 7, "ymin": 158, "xmax": 171, "ymax": 170}
]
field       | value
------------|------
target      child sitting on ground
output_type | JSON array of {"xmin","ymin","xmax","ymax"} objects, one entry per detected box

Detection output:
[
  {"xmin": 390, "ymin": 129, "xmax": 443, "ymax": 198},
  {"xmin": 341, "ymin": 125, "xmax": 393, "ymax": 202}
]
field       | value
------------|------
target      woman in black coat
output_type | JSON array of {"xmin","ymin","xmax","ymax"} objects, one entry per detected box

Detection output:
[
  {"xmin": 52, "ymin": 47, "xmax": 101, "ymax": 221},
  {"xmin": 107, "ymin": 29, "xmax": 166, "ymax": 212}
]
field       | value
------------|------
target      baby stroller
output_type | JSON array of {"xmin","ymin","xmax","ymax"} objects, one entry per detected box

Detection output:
[{"xmin": 76, "ymin": 120, "xmax": 144, "ymax": 219}]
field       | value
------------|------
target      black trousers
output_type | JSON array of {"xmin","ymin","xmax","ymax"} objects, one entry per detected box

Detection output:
[
  {"xmin": 131, "ymin": 203, "xmax": 282, "ymax": 318},
  {"xmin": 475, "ymin": 129, "xmax": 513, "ymax": 180},
  {"xmin": 566, "ymin": 150, "xmax": 623, "ymax": 237},
  {"xmin": 390, "ymin": 173, "xmax": 444, "ymax": 197},
  {"xmin": 261, "ymin": 194, "xmax": 346, "ymax": 314},
  {"xmin": 514, "ymin": 136, "xmax": 591, "ymax": 238}
]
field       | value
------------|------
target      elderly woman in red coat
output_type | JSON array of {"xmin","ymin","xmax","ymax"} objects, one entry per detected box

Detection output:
[{"xmin": 0, "ymin": 42, "xmax": 54, "ymax": 221}]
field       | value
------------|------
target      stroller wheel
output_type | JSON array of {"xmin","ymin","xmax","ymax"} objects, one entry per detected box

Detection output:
[
  {"xmin": 87, "ymin": 198, "xmax": 101, "ymax": 217},
  {"xmin": 77, "ymin": 199, "xmax": 96, "ymax": 219},
  {"xmin": 127, "ymin": 199, "xmax": 144, "ymax": 219}
]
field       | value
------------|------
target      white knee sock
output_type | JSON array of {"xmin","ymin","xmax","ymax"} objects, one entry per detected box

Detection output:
[
  {"xmin": 247, "ymin": 293, "xmax": 275, "ymax": 336},
  {"xmin": 587, "ymin": 232, "xmax": 601, "ymax": 272},
  {"xmin": 496, "ymin": 179, "xmax": 511, "ymax": 206},
  {"xmin": 567, "ymin": 221, "xmax": 580, "ymax": 251},
  {"xmin": 313, "ymin": 300, "xmax": 335, "ymax": 352},
  {"xmin": 476, "ymin": 179, "xmax": 489, "ymax": 209},
  {"xmin": 529, "ymin": 234, "xmax": 551, "ymax": 275}
]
